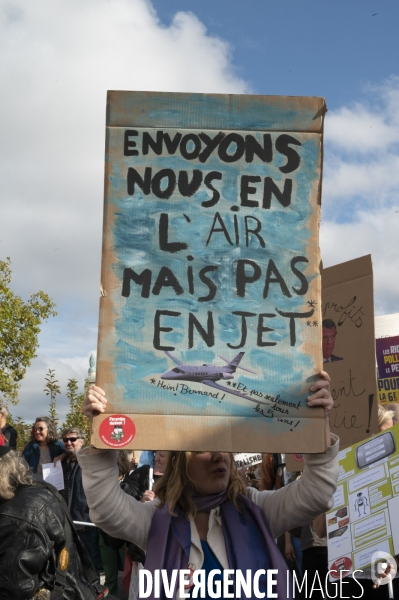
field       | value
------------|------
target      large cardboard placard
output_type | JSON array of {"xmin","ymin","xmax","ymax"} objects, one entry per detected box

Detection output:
[
  {"xmin": 286, "ymin": 255, "xmax": 379, "ymax": 472},
  {"xmin": 326, "ymin": 424, "xmax": 399, "ymax": 580},
  {"xmin": 322, "ymin": 256, "xmax": 378, "ymax": 449},
  {"xmin": 92, "ymin": 91, "xmax": 326, "ymax": 452}
]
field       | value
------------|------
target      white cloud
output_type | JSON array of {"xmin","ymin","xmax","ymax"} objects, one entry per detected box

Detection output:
[
  {"xmin": 321, "ymin": 77, "xmax": 399, "ymax": 320},
  {"xmin": 323, "ymin": 153, "xmax": 399, "ymax": 204},
  {"xmin": 0, "ymin": 0, "xmax": 248, "ymax": 300},
  {"xmin": 321, "ymin": 207, "xmax": 399, "ymax": 316},
  {"xmin": 325, "ymin": 105, "xmax": 398, "ymax": 153},
  {"xmin": 0, "ymin": 0, "xmax": 248, "ymax": 419},
  {"xmin": 323, "ymin": 77, "xmax": 399, "ymax": 209},
  {"xmin": 325, "ymin": 76, "xmax": 399, "ymax": 153}
]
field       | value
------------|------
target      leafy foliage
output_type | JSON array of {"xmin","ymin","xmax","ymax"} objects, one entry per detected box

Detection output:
[
  {"xmin": 61, "ymin": 377, "xmax": 91, "ymax": 440},
  {"xmin": 5, "ymin": 371, "xmax": 91, "ymax": 451},
  {"xmin": 0, "ymin": 258, "xmax": 56, "ymax": 403},
  {"xmin": 44, "ymin": 368, "xmax": 61, "ymax": 425},
  {"xmin": 8, "ymin": 414, "xmax": 32, "ymax": 452}
]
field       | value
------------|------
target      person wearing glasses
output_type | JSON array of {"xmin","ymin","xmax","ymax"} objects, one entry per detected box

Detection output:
[
  {"xmin": 22, "ymin": 416, "xmax": 66, "ymax": 476},
  {"xmin": 60, "ymin": 427, "xmax": 103, "ymax": 576}
]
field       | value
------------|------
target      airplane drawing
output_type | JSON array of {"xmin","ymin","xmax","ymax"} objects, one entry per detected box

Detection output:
[{"xmin": 161, "ymin": 351, "xmax": 269, "ymax": 405}]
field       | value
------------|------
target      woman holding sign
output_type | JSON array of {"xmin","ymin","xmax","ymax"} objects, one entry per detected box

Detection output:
[{"xmin": 78, "ymin": 371, "xmax": 338, "ymax": 600}]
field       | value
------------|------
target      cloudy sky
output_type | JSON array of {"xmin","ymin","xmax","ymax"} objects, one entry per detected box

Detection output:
[{"xmin": 1, "ymin": 0, "xmax": 398, "ymax": 422}]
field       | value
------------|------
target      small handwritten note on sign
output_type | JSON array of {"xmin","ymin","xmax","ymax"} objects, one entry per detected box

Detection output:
[
  {"xmin": 92, "ymin": 91, "xmax": 326, "ymax": 452},
  {"xmin": 322, "ymin": 255, "xmax": 378, "ymax": 449}
]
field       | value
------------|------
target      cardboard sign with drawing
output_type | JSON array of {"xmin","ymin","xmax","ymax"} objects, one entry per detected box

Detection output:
[
  {"xmin": 322, "ymin": 256, "xmax": 379, "ymax": 449},
  {"xmin": 92, "ymin": 91, "xmax": 327, "ymax": 452},
  {"xmin": 286, "ymin": 255, "xmax": 379, "ymax": 472}
]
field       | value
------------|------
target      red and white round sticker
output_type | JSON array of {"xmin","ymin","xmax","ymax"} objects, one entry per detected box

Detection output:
[
  {"xmin": 329, "ymin": 556, "xmax": 352, "ymax": 579},
  {"xmin": 99, "ymin": 415, "xmax": 136, "ymax": 448},
  {"xmin": 293, "ymin": 453, "xmax": 304, "ymax": 463}
]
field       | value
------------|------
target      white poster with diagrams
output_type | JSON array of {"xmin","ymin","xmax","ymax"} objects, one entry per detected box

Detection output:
[{"xmin": 327, "ymin": 425, "xmax": 399, "ymax": 580}]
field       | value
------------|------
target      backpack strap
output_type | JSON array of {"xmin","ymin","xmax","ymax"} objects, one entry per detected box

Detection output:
[{"xmin": 49, "ymin": 513, "xmax": 73, "ymax": 599}]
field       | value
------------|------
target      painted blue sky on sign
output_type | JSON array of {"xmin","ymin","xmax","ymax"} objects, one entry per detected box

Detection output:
[{"xmin": 101, "ymin": 120, "xmax": 321, "ymax": 416}]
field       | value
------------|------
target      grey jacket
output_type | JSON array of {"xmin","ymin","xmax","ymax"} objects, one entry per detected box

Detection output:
[{"xmin": 78, "ymin": 436, "xmax": 339, "ymax": 578}]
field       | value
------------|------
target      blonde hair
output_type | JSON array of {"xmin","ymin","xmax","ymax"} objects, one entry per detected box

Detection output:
[
  {"xmin": 386, "ymin": 404, "xmax": 399, "ymax": 425},
  {"xmin": 0, "ymin": 451, "xmax": 33, "ymax": 500},
  {"xmin": 378, "ymin": 405, "xmax": 395, "ymax": 429},
  {"xmin": 154, "ymin": 451, "xmax": 246, "ymax": 517}
]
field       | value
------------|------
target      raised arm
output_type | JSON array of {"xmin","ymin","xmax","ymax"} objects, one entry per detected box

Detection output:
[
  {"xmin": 247, "ymin": 371, "xmax": 339, "ymax": 538},
  {"xmin": 77, "ymin": 385, "xmax": 157, "ymax": 550}
]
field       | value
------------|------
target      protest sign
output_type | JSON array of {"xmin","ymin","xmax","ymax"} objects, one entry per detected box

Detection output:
[
  {"xmin": 378, "ymin": 377, "xmax": 399, "ymax": 405},
  {"xmin": 234, "ymin": 453, "xmax": 263, "ymax": 468},
  {"xmin": 375, "ymin": 314, "xmax": 399, "ymax": 404},
  {"xmin": 286, "ymin": 255, "xmax": 379, "ymax": 471},
  {"xmin": 321, "ymin": 256, "xmax": 378, "ymax": 449},
  {"xmin": 92, "ymin": 91, "xmax": 326, "ymax": 452},
  {"xmin": 376, "ymin": 334, "xmax": 399, "ymax": 405},
  {"xmin": 326, "ymin": 424, "xmax": 399, "ymax": 579},
  {"xmin": 285, "ymin": 452, "xmax": 305, "ymax": 472},
  {"xmin": 376, "ymin": 336, "xmax": 399, "ymax": 379}
]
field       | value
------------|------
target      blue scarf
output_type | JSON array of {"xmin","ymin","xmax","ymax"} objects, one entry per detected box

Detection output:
[{"xmin": 144, "ymin": 491, "xmax": 290, "ymax": 599}]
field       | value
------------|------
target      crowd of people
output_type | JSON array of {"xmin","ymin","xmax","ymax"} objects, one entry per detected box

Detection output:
[
  {"xmin": 0, "ymin": 383, "xmax": 397, "ymax": 599},
  {"xmin": 0, "ymin": 402, "xmax": 173, "ymax": 599}
]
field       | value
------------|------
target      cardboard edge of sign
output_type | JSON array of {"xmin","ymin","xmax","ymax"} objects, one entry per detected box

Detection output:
[
  {"xmin": 93, "ymin": 90, "xmax": 327, "ymax": 455},
  {"xmin": 106, "ymin": 90, "xmax": 327, "ymax": 133},
  {"xmin": 322, "ymin": 254, "xmax": 372, "ymax": 289},
  {"xmin": 91, "ymin": 412, "xmax": 327, "ymax": 453}
]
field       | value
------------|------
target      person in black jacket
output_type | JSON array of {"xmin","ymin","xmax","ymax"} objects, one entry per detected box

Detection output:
[
  {"xmin": 121, "ymin": 450, "xmax": 169, "ymax": 501},
  {"xmin": 0, "ymin": 446, "xmax": 97, "ymax": 599},
  {"xmin": 0, "ymin": 403, "xmax": 17, "ymax": 449},
  {"xmin": 61, "ymin": 427, "xmax": 103, "ymax": 574}
]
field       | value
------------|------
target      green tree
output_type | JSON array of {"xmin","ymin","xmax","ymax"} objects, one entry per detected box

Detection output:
[
  {"xmin": 62, "ymin": 378, "xmax": 90, "ymax": 439},
  {"xmin": 0, "ymin": 258, "xmax": 56, "ymax": 403},
  {"xmin": 44, "ymin": 368, "xmax": 61, "ymax": 425},
  {"xmin": 8, "ymin": 414, "xmax": 32, "ymax": 452}
]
